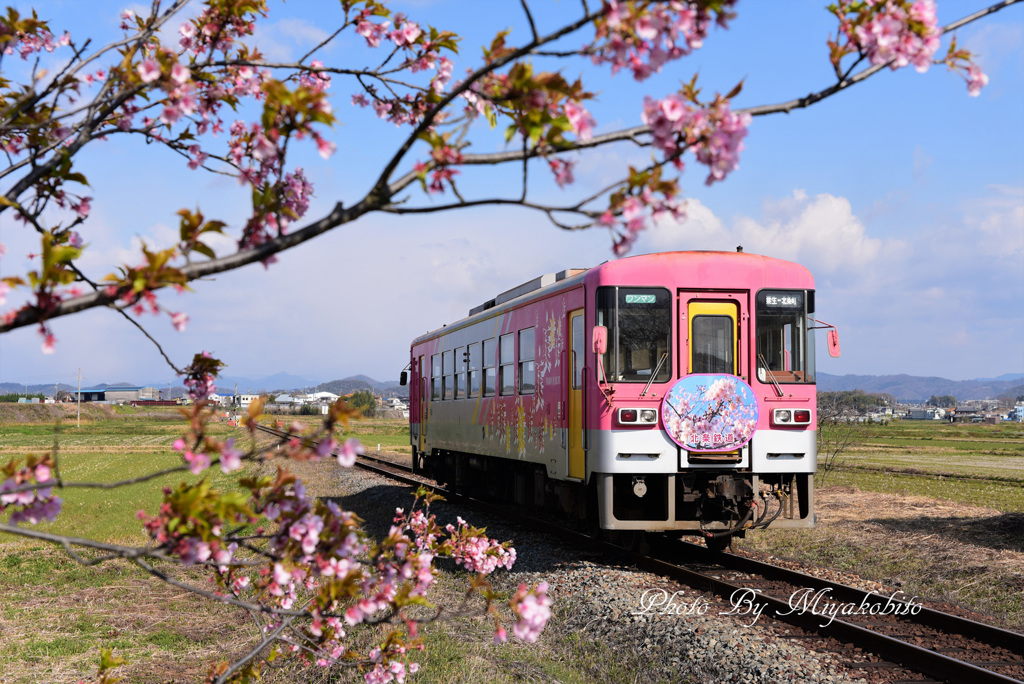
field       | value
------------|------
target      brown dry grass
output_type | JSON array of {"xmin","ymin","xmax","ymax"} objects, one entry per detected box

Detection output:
[
  {"xmin": 734, "ymin": 484, "xmax": 1024, "ymax": 631},
  {"xmin": 0, "ymin": 547, "xmax": 262, "ymax": 683}
]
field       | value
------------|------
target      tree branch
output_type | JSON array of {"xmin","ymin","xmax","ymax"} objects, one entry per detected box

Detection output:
[{"xmin": 1, "ymin": 0, "xmax": 1016, "ymax": 335}]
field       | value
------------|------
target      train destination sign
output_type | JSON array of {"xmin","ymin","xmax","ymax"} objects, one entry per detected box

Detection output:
[
  {"xmin": 624, "ymin": 294, "xmax": 657, "ymax": 304},
  {"xmin": 758, "ymin": 291, "xmax": 804, "ymax": 310},
  {"xmin": 660, "ymin": 374, "xmax": 759, "ymax": 452}
]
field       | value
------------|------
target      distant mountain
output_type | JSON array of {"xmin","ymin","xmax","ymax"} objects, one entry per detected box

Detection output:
[
  {"xmin": 320, "ymin": 376, "xmax": 406, "ymax": 398},
  {"xmin": 978, "ymin": 373, "xmax": 1024, "ymax": 383},
  {"xmin": 817, "ymin": 373, "xmax": 1024, "ymax": 402},
  {"xmin": 4, "ymin": 371, "xmax": 1016, "ymax": 403}
]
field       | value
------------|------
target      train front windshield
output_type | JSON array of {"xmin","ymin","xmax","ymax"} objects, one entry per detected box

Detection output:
[
  {"xmin": 596, "ymin": 287, "xmax": 672, "ymax": 383},
  {"xmin": 756, "ymin": 290, "xmax": 815, "ymax": 384}
]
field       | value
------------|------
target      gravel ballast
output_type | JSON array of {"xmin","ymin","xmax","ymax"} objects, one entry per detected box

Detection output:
[{"xmin": 329, "ymin": 464, "xmax": 866, "ymax": 683}]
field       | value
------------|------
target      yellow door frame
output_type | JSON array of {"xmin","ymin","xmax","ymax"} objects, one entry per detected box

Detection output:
[{"xmin": 568, "ymin": 309, "xmax": 585, "ymax": 479}]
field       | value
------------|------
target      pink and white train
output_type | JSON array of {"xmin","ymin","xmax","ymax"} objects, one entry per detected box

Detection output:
[{"xmin": 404, "ymin": 251, "xmax": 839, "ymax": 547}]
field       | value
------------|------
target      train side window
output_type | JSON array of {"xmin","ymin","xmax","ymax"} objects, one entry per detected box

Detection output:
[
  {"xmin": 596, "ymin": 286, "xmax": 672, "ymax": 383},
  {"xmin": 756, "ymin": 290, "xmax": 815, "ymax": 383},
  {"xmin": 483, "ymin": 338, "xmax": 497, "ymax": 397},
  {"xmin": 467, "ymin": 343, "xmax": 481, "ymax": 398},
  {"xmin": 499, "ymin": 333, "xmax": 515, "ymax": 396},
  {"xmin": 518, "ymin": 327, "xmax": 535, "ymax": 394},
  {"xmin": 431, "ymin": 354, "xmax": 441, "ymax": 401},
  {"xmin": 455, "ymin": 346, "xmax": 466, "ymax": 399},
  {"xmin": 442, "ymin": 349, "xmax": 454, "ymax": 401}
]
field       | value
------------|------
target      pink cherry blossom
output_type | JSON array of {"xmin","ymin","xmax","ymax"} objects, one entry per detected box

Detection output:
[
  {"xmin": 74, "ymin": 197, "xmax": 91, "ymax": 218},
  {"xmin": 563, "ymin": 101, "xmax": 595, "ymax": 140},
  {"xmin": 220, "ymin": 438, "xmax": 243, "ymax": 473},
  {"xmin": 137, "ymin": 59, "xmax": 161, "ymax": 84},
  {"xmin": 548, "ymin": 158, "xmax": 575, "ymax": 188},
  {"xmin": 966, "ymin": 64, "xmax": 988, "ymax": 96},
  {"xmin": 511, "ymin": 582, "xmax": 551, "ymax": 643},
  {"xmin": 336, "ymin": 438, "xmax": 364, "ymax": 468},
  {"xmin": 315, "ymin": 135, "xmax": 336, "ymax": 159}
]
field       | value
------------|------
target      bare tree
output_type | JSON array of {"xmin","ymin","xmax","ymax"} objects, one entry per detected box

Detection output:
[{"xmin": 817, "ymin": 394, "xmax": 867, "ymax": 487}]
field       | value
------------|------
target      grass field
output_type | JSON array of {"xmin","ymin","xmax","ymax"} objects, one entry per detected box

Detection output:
[
  {"xmin": 818, "ymin": 419, "xmax": 1024, "ymax": 511},
  {"xmin": 1, "ymin": 407, "xmax": 1022, "ymax": 682}
]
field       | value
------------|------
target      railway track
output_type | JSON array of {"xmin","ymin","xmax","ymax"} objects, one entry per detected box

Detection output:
[{"xmin": 253, "ymin": 423, "xmax": 1024, "ymax": 683}]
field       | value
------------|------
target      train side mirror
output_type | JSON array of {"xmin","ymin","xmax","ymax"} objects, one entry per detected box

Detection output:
[
  {"xmin": 827, "ymin": 329, "xmax": 841, "ymax": 358},
  {"xmin": 399, "ymin": 371, "xmax": 408, "ymax": 386},
  {"xmin": 592, "ymin": 325, "xmax": 608, "ymax": 355}
]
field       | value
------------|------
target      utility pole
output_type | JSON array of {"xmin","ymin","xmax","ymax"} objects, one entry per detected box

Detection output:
[{"xmin": 77, "ymin": 368, "xmax": 82, "ymax": 428}]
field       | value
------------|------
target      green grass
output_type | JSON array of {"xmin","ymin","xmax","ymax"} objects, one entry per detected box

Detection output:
[
  {"xmin": 823, "ymin": 469, "xmax": 1024, "ymax": 511},
  {"xmin": 821, "ymin": 420, "xmax": 1024, "ymax": 505}
]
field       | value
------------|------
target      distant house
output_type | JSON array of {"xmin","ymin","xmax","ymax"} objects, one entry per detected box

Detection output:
[
  {"xmin": 1012, "ymin": 406, "xmax": 1024, "ymax": 422},
  {"xmin": 210, "ymin": 393, "xmax": 235, "ymax": 407},
  {"xmin": 238, "ymin": 394, "xmax": 262, "ymax": 408},
  {"xmin": 307, "ymin": 391, "xmax": 339, "ymax": 403},
  {"xmin": 952, "ymin": 406, "xmax": 981, "ymax": 423},
  {"xmin": 102, "ymin": 386, "xmax": 159, "ymax": 403}
]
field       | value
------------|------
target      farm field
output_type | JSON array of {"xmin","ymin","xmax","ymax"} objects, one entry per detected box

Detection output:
[
  {"xmin": 833, "ymin": 420, "xmax": 1024, "ymax": 479},
  {"xmin": 1, "ymin": 406, "xmax": 1021, "ymax": 682}
]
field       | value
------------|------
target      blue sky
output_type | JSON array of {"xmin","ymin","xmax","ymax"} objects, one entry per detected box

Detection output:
[{"xmin": 1, "ymin": 0, "xmax": 1022, "ymax": 390}]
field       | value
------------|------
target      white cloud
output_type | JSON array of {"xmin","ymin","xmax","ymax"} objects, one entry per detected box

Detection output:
[{"xmin": 641, "ymin": 190, "xmax": 887, "ymax": 275}]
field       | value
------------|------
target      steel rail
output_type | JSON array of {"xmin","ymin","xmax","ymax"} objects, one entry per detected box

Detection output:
[
  {"xmin": 635, "ymin": 548, "xmax": 1023, "ymax": 684},
  {"xmin": 668, "ymin": 538, "xmax": 1024, "ymax": 656}
]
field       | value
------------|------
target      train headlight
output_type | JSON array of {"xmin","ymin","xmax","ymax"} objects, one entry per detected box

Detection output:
[
  {"xmin": 775, "ymin": 409, "xmax": 792, "ymax": 423},
  {"xmin": 640, "ymin": 409, "xmax": 657, "ymax": 423}
]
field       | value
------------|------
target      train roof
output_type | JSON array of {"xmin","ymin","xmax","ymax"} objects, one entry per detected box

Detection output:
[{"xmin": 412, "ymin": 251, "xmax": 812, "ymax": 343}]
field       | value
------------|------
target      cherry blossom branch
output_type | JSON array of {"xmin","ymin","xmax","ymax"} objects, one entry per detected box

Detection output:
[
  {"xmin": 1, "ymin": 0, "xmax": 1015, "ymax": 336},
  {"xmin": 111, "ymin": 306, "xmax": 187, "ymax": 375},
  {"xmin": 742, "ymin": 0, "xmax": 1020, "ymax": 117},
  {"xmin": 1, "ymin": 433, "xmax": 294, "ymax": 496},
  {"xmin": 521, "ymin": 0, "xmax": 540, "ymax": 42},
  {"xmin": 381, "ymin": 196, "xmax": 598, "ymax": 223},
  {"xmin": 367, "ymin": 8, "xmax": 601, "ymax": 207},
  {"xmin": 213, "ymin": 615, "xmax": 296, "ymax": 684}
]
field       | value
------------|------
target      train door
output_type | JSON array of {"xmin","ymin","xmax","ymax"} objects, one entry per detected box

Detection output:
[
  {"xmin": 418, "ymin": 354, "xmax": 427, "ymax": 453},
  {"xmin": 686, "ymin": 300, "xmax": 739, "ymax": 376},
  {"xmin": 567, "ymin": 309, "xmax": 585, "ymax": 479}
]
